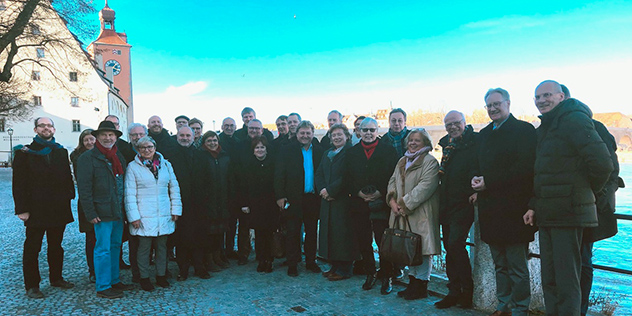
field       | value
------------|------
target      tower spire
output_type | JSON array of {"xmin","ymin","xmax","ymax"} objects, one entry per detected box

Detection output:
[{"xmin": 99, "ymin": 1, "xmax": 116, "ymax": 30}]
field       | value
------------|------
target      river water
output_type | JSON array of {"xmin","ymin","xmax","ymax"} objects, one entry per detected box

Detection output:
[{"xmin": 591, "ymin": 163, "xmax": 631, "ymax": 315}]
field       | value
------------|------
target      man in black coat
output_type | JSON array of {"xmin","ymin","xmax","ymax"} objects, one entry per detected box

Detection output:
[
  {"xmin": 148, "ymin": 115, "xmax": 178, "ymax": 159},
  {"xmin": 523, "ymin": 80, "xmax": 613, "ymax": 315},
  {"xmin": 435, "ymin": 110, "xmax": 479, "ymax": 309},
  {"xmin": 13, "ymin": 117, "xmax": 76, "ymax": 298},
  {"xmin": 274, "ymin": 120, "xmax": 324, "ymax": 277},
  {"xmin": 219, "ymin": 117, "xmax": 241, "ymax": 258},
  {"xmin": 319, "ymin": 110, "xmax": 343, "ymax": 149},
  {"xmin": 380, "ymin": 108, "xmax": 411, "ymax": 158},
  {"xmin": 169, "ymin": 126, "xmax": 213, "ymax": 279},
  {"xmin": 472, "ymin": 88, "xmax": 537, "ymax": 316},
  {"xmin": 234, "ymin": 107, "xmax": 274, "ymax": 142},
  {"xmin": 560, "ymin": 84, "xmax": 622, "ymax": 316}
]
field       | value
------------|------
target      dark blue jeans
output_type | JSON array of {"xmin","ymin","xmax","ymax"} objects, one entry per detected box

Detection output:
[{"xmin": 580, "ymin": 241, "xmax": 594, "ymax": 315}]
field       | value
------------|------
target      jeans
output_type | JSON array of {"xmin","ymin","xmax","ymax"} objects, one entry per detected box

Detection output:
[
  {"xmin": 23, "ymin": 226, "xmax": 66, "ymax": 290},
  {"xmin": 94, "ymin": 220, "xmax": 123, "ymax": 292}
]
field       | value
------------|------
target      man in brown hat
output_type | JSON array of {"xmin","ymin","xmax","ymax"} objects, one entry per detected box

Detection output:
[{"xmin": 77, "ymin": 121, "xmax": 134, "ymax": 299}]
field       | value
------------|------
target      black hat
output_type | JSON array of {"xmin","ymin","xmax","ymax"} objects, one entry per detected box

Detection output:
[
  {"xmin": 92, "ymin": 121, "xmax": 123, "ymax": 137},
  {"xmin": 175, "ymin": 115, "xmax": 190, "ymax": 122}
]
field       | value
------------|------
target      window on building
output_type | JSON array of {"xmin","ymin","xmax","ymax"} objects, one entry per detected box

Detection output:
[
  {"xmin": 36, "ymin": 48, "xmax": 45, "ymax": 58},
  {"xmin": 33, "ymin": 96, "xmax": 42, "ymax": 106},
  {"xmin": 0, "ymin": 118, "xmax": 5, "ymax": 133},
  {"xmin": 31, "ymin": 71, "xmax": 40, "ymax": 81},
  {"xmin": 72, "ymin": 120, "xmax": 81, "ymax": 132},
  {"xmin": 70, "ymin": 97, "xmax": 79, "ymax": 107},
  {"xmin": 112, "ymin": 49, "xmax": 121, "ymax": 55},
  {"xmin": 31, "ymin": 24, "xmax": 41, "ymax": 35},
  {"xmin": 69, "ymin": 72, "xmax": 78, "ymax": 82}
]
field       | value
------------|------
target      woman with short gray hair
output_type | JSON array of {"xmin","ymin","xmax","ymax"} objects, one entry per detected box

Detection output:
[{"xmin": 125, "ymin": 136, "xmax": 182, "ymax": 292}]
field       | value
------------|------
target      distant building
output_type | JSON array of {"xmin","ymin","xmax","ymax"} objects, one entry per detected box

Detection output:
[{"xmin": 0, "ymin": 1, "xmax": 132, "ymax": 161}]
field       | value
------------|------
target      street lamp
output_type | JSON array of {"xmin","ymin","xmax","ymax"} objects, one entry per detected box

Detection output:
[{"xmin": 7, "ymin": 128, "xmax": 13, "ymax": 166}]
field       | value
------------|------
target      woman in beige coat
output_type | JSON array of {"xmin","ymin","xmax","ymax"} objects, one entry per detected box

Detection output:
[{"xmin": 386, "ymin": 128, "xmax": 441, "ymax": 301}]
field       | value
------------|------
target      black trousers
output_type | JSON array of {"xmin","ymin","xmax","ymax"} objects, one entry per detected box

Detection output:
[
  {"xmin": 255, "ymin": 229, "xmax": 274, "ymax": 262},
  {"xmin": 128, "ymin": 235, "xmax": 140, "ymax": 279},
  {"xmin": 226, "ymin": 209, "xmax": 251, "ymax": 259},
  {"xmin": 23, "ymin": 225, "xmax": 66, "ymax": 290},
  {"xmin": 351, "ymin": 212, "xmax": 393, "ymax": 278},
  {"xmin": 177, "ymin": 246, "xmax": 206, "ymax": 277},
  {"xmin": 442, "ymin": 219, "xmax": 474, "ymax": 296},
  {"xmin": 286, "ymin": 193, "xmax": 319, "ymax": 266},
  {"xmin": 84, "ymin": 230, "xmax": 96, "ymax": 276}
]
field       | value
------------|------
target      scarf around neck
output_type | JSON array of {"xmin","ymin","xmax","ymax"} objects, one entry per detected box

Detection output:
[
  {"xmin": 141, "ymin": 154, "xmax": 161, "ymax": 179},
  {"xmin": 24, "ymin": 135, "xmax": 62, "ymax": 156},
  {"xmin": 95, "ymin": 141, "xmax": 124, "ymax": 176},
  {"xmin": 327, "ymin": 146, "xmax": 344, "ymax": 160},
  {"xmin": 387, "ymin": 127, "xmax": 408, "ymax": 156},
  {"xmin": 439, "ymin": 125, "xmax": 473, "ymax": 175},
  {"xmin": 404, "ymin": 146, "xmax": 431, "ymax": 170},
  {"xmin": 361, "ymin": 139, "xmax": 379, "ymax": 160}
]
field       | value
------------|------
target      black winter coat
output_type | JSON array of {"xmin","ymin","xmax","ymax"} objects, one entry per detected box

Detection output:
[
  {"xmin": 380, "ymin": 128, "xmax": 412, "ymax": 158},
  {"xmin": 585, "ymin": 120, "xmax": 620, "ymax": 242},
  {"xmin": 476, "ymin": 115, "xmax": 537, "ymax": 245},
  {"xmin": 77, "ymin": 148, "xmax": 126, "ymax": 222},
  {"xmin": 533, "ymin": 99, "xmax": 613, "ymax": 228},
  {"xmin": 240, "ymin": 155, "xmax": 280, "ymax": 230},
  {"xmin": 169, "ymin": 145, "xmax": 212, "ymax": 246},
  {"xmin": 438, "ymin": 128, "xmax": 479, "ymax": 225},
  {"xmin": 201, "ymin": 149, "xmax": 232, "ymax": 234},
  {"xmin": 274, "ymin": 142, "xmax": 324, "ymax": 219},
  {"xmin": 70, "ymin": 148, "xmax": 92, "ymax": 233},
  {"xmin": 13, "ymin": 141, "xmax": 75, "ymax": 228},
  {"xmin": 149, "ymin": 128, "xmax": 178, "ymax": 160},
  {"xmin": 234, "ymin": 125, "xmax": 274, "ymax": 144},
  {"xmin": 316, "ymin": 145, "xmax": 360, "ymax": 261},
  {"xmin": 117, "ymin": 138, "xmax": 136, "ymax": 165},
  {"xmin": 344, "ymin": 140, "xmax": 399, "ymax": 220}
]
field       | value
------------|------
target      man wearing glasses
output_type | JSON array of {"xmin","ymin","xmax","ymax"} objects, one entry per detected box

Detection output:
[
  {"xmin": 13, "ymin": 117, "xmax": 76, "ymax": 299},
  {"xmin": 472, "ymin": 88, "xmax": 537, "ymax": 316},
  {"xmin": 523, "ymin": 80, "xmax": 612, "ymax": 315},
  {"xmin": 435, "ymin": 110, "xmax": 479, "ymax": 309}
]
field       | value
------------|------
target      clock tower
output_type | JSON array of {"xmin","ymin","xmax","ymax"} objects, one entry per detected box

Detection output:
[{"xmin": 88, "ymin": 0, "xmax": 133, "ymax": 121}]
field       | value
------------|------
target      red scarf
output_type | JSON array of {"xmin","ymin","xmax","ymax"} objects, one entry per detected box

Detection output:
[
  {"xmin": 361, "ymin": 139, "xmax": 379, "ymax": 160},
  {"xmin": 204, "ymin": 144, "xmax": 222, "ymax": 159},
  {"xmin": 95, "ymin": 141, "xmax": 124, "ymax": 176}
]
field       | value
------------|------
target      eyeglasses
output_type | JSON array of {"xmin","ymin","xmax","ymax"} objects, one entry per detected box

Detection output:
[
  {"xmin": 361, "ymin": 128, "xmax": 377, "ymax": 133},
  {"xmin": 444, "ymin": 120, "xmax": 463, "ymax": 128},
  {"xmin": 484, "ymin": 101, "xmax": 505, "ymax": 109},
  {"xmin": 534, "ymin": 92, "xmax": 556, "ymax": 101},
  {"xmin": 37, "ymin": 124, "xmax": 54, "ymax": 128},
  {"xmin": 138, "ymin": 145, "xmax": 155, "ymax": 151},
  {"xmin": 248, "ymin": 127, "xmax": 262, "ymax": 130},
  {"xmin": 129, "ymin": 133, "xmax": 146, "ymax": 138}
]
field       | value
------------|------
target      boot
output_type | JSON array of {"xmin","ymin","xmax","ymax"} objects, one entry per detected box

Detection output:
[
  {"xmin": 404, "ymin": 279, "xmax": 428, "ymax": 300},
  {"xmin": 380, "ymin": 277, "xmax": 393, "ymax": 295},
  {"xmin": 156, "ymin": 275, "xmax": 170, "ymax": 288},
  {"xmin": 139, "ymin": 278, "xmax": 154, "ymax": 292},
  {"xmin": 213, "ymin": 250, "xmax": 229, "ymax": 269},
  {"xmin": 398, "ymin": 275, "xmax": 415, "ymax": 297}
]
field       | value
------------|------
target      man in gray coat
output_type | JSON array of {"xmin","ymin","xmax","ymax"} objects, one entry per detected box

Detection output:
[{"xmin": 523, "ymin": 80, "xmax": 613, "ymax": 315}]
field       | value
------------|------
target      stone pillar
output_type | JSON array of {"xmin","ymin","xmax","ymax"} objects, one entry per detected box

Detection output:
[{"xmin": 471, "ymin": 206, "xmax": 545, "ymax": 313}]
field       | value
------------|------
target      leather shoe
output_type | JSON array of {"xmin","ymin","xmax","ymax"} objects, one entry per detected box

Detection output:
[
  {"xmin": 51, "ymin": 279, "xmax": 74, "ymax": 289},
  {"xmin": 489, "ymin": 311, "xmax": 512, "ymax": 316},
  {"xmin": 26, "ymin": 288, "xmax": 44, "ymax": 299},
  {"xmin": 435, "ymin": 295, "xmax": 459, "ymax": 309},
  {"xmin": 322, "ymin": 269, "xmax": 334, "ymax": 277},
  {"xmin": 306, "ymin": 262, "xmax": 322, "ymax": 273},
  {"xmin": 111, "ymin": 282, "xmax": 134, "ymax": 291},
  {"xmin": 327, "ymin": 273, "xmax": 350, "ymax": 281},
  {"xmin": 97, "ymin": 288, "xmax": 124, "ymax": 299},
  {"xmin": 380, "ymin": 277, "xmax": 392, "ymax": 295},
  {"xmin": 362, "ymin": 274, "xmax": 377, "ymax": 290},
  {"xmin": 288, "ymin": 265, "xmax": 299, "ymax": 277},
  {"xmin": 177, "ymin": 274, "xmax": 188, "ymax": 282}
]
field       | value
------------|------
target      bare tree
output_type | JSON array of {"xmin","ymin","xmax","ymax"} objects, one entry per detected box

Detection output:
[{"xmin": 0, "ymin": 0, "xmax": 97, "ymax": 120}]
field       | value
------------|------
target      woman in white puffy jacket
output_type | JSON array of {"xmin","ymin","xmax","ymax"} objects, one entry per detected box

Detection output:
[{"xmin": 125, "ymin": 136, "xmax": 182, "ymax": 291}]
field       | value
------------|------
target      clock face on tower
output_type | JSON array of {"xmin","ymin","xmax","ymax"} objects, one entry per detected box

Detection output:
[{"xmin": 105, "ymin": 59, "xmax": 121, "ymax": 76}]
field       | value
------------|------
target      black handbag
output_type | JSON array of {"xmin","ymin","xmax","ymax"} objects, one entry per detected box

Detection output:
[{"xmin": 380, "ymin": 215, "xmax": 423, "ymax": 266}]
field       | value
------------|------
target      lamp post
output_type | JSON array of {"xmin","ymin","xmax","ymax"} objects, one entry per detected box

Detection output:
[{"xmin": 7, "ymin": 128, "xmax": 13, "ymax": 167}]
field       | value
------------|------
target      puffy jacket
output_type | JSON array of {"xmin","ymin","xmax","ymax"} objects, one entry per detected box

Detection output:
[
  {"xmin": 533, "ymin": 98, "xmax": 613, "ymax": 227},
  {"xmin": 124, "ymin": 153, "xmax": 182, "ymax": 236},
  {"xmin": 77, "ymin": 148, "xmax": 126, "ymax": 222}
]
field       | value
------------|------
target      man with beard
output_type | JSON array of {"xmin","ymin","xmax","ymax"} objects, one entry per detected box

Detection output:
[
  {"xmin": 13, "ymin": 117, "xmax": 76, "ymax": 299},
  {"xmin": 148, "ymin": 115, "xmax": 178, "ymax": 159}
]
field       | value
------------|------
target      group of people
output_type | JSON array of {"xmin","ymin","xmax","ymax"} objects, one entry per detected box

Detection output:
[{"xmin": 13, "ymin": 80, "xmax": 621, "ymax": 316}]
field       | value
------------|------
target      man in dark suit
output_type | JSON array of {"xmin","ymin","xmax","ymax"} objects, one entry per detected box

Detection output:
[
  {"xmin": 275, "ymin": 120, "xmax": 324, "ymax": 277},
  {"xmin": 319, "ymin": 110, "xmax": 342, "ymax": 149},
  {"xmin": 472, "ymin": 88, "xmax": 537, "ymax": 316}
]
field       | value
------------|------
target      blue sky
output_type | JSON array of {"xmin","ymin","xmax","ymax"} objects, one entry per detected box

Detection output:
[{"xmin": 90, "ymin": 0, "xmax": 632, "ymax": 129}]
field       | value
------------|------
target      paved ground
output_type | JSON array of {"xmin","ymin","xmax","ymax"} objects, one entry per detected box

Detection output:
[{"xmin": 0, "ymin": 169, "xmax": 485, "ymax": 316}]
